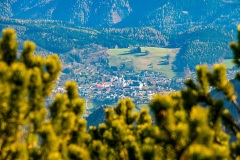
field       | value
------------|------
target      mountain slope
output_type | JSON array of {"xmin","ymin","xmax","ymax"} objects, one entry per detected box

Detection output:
[
  {"xmin": 1, "ymin": 0, "xmax": 235, "ymax": 28},
  {"xmin": 1, "ymin": 0, "xmax": 132, "ymax": 27},
  {"xmin": 0, "ymin": 19, "xmax": 167, "ymax": 54},
  {"xmin": 1, "ymin": 0, "xmax": 240, "ymax": 74}
]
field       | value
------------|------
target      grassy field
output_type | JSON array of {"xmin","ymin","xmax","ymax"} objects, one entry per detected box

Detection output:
[{"xmin": 107, "ymin": 47, "xmax": 179, "ymax": 78}]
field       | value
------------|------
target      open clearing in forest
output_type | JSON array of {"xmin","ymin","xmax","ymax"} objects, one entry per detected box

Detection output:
[{"xmin": 107, "ymin": 47, "xmax": 179, "ymax": 78}]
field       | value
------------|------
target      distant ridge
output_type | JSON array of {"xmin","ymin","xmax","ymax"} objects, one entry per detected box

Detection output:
[{"xmin": 0, "ymin": 0, "xmax": 235, "ymax": 28}]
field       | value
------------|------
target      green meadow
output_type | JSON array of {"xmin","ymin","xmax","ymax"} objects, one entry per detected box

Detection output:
[{"xmin": 107, "ymin": 47, "xmax": 179, "ymax": 78}]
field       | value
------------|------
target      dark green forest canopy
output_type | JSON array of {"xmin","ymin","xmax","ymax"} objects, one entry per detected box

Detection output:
[{"xmin": 0, "ymin": 27, "xmax": 240, "ymax": 159}]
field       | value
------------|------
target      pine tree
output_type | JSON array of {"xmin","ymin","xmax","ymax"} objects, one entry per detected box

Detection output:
[{"xmin": 0, "ymin": 26, "xmax": 240, "ymax": 160}]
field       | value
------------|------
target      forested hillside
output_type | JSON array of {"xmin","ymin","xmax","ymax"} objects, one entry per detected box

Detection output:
[
  {"xmin": 1, "ymin": 0, "xmax": 239, "ymax": 73},
  {"xmin": 172, "ymin": 27, "xmax": 231, "ymax": 71},
  {"xmin": 0, "ymin": 0, "xmax": 132, "ymax": 26},
  {"xmin": 0, "ymin": 19, "xmax": 167, "ymax": 53},
  {"xmin": 0, "ymin": 0, "xmax": 232, "ymax": 27}
]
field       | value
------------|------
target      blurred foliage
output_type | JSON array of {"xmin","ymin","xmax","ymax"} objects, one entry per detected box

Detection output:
[{"xmin": 0, "ymin": 27, "xmax": 240, "ymax": 160}]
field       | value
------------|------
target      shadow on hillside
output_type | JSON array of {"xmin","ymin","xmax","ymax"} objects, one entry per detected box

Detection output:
[
  {"xmin": 134, "ymin": 53, "xmax": 148, "ymax": 57},
  {"xmin": 119, "ymin": 52, "xmax": 147, "ymax": 56},
  {"xmin": 119, "ymin": 51, "xmax": 136, "ymax": 55}
]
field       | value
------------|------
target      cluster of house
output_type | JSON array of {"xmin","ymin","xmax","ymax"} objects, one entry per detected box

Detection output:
[
  {"xmin": 74, "ymin": 71, "xmax": 186, "ymax": 107},
  {"xmin": 53, "ymin": 47, "xmax": 240, "ymax": 111},
  {"xmin": 53, "ymin": 66, "xmax": 240, "ymax": 112}
]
